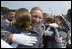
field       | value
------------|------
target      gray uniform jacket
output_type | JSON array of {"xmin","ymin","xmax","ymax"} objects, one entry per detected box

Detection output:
[
  {"xmin": 1, "ymin": 18, "xmax": 11, "ymax": 41},
  {"xmin": 6, "ymin": 25, "xmax": 44, "ymax": 48}
]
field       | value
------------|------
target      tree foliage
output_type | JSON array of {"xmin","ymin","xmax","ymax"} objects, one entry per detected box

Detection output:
[{"xmin": 1, "ymin": 7, "xmax": 10, "ymax": 15}]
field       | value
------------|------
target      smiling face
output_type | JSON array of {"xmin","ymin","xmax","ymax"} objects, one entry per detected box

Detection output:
[
  {"xmin": 31, "ymin": 10, "xmax": 43, "ymax": 26},
  {"xmin": 8, "ymin": 11, "xmax": 16, "ymax": 21}
]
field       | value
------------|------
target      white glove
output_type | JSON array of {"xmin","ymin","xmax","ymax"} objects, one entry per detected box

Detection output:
[
  {"xmin": 55, "ymin": 36, "xmax": 62, "ymax": 43},
  {"xmin": 49, "ymin": 23, "xmax": 58, "ymax": 28},
  {"xmin": 68, "ymin": 40, "xmax": 71, "ymax": 44},
  {"xmin": 45, "ymin": 30, "xmax": 53, "ymax": 36},
  {"xmin": 1, "ymin": 39, "xmax": 13, "ymax": 48},
  {"xmin": 54, "ymin": 27, "xmax": 62, "ymax": 43},
  {"xmin": 54, "ymin": 27, "xmax": 60, "ymax": 38},
  {"xmin": 12, "ymin": 34, "xmax": 37, "ymax": 46}
]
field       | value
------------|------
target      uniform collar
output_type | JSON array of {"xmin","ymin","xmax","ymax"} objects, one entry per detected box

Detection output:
[{"xmin": 5, "ymin": 19, "xmax": 10, "ymax": 23}]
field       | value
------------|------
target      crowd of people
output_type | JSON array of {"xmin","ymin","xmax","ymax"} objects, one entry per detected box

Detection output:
[{"xmin": 1, "ymin": 7, "xmax": 71, "ymax": 48}]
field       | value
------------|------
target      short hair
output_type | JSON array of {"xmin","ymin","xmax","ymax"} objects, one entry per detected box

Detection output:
[
  {"xmin": 9, "ymin": 10, "xmax": 15, "ymax": 12},
  {"xmin": 30, "ymin": 7, "xmax": 43, "ymax": 14},
  {"xmin": 5, "ymin": 10, "xmax": 16, "ymax": 19},
  {"xmin": 55, "ymin": 15, "xmax": 63, "ymax": 21},
  {"xmin": 46, "ymin": 16, "xmax": 54, "ymax": 23},
  {"xmin": 7, "ymin": 10, "xmax": 16, "ymax": 14}
]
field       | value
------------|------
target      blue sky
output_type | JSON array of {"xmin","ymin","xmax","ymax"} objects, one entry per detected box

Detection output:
[{"xmin": 1, "ymin": 1, "xmax": 71, "ymax": 16}]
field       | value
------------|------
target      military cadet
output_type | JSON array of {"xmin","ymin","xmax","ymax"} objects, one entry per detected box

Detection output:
[
  {"xmin": 55, "ymin": 15, "xmax": 71, "ymax": 48},
  {"xmin": 30, "ymin": 7, "xmax": 45, "ymax": 48},
  {"xmin": 4, "ymin": 10, "xmax": 16, "ymax": 23},
  {"xmin": 1, "ymin": 10, "xmax": 16, "ymax": 34},
  {"xmin": 1, "ymin": 10, "xmax": 16, "ymax": 31},
  {"xmin": 1, "ymin": 15, "xmax": 12, "ymax": 43},
  {"xmin": 43, "ymin": 15, "xmax": 63, "ymax": 48}
]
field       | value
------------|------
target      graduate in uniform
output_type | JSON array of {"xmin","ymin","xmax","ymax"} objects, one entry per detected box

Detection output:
[
  {"xmin": 43, "ymin": 15, "xmax": 62, "ymax": 48},
  {"xmin": 55, "ymin": 15, "xmax": 71, "ymax": 48}
]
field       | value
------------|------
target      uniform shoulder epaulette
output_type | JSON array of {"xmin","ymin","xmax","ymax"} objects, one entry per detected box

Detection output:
[
  {"xmin": 10, "ymin": 20, "xmax": 16, "ymax": 25},
  {"xmin": 40, "ymin": 26, "xmax": 44, "ymax": 30},
  {"xmin": 1, "ymin": 31, "xmax": 10, "ymax": 37},
  {"xmin": 1, "ymin": 30, "xmax": 11, "ymax": 41}
]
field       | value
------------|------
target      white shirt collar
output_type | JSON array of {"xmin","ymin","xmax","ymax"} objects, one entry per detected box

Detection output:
[{"xmin": 5, "ymin": 19, "xmax": 10, "ymax": 23}]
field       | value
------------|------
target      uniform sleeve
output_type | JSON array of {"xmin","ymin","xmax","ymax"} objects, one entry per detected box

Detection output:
[{"xmin": 1, "ymin": 31, "xmax": 12, "ymax": 41}]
